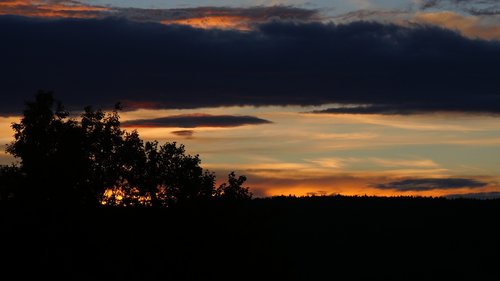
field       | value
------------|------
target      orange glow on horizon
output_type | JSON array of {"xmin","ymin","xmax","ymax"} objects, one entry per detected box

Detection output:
[{"xmin": 250, "ymin": 181, "xmax": 499, "ymax": 198}]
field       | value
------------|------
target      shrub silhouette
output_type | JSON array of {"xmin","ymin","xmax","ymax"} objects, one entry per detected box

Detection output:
[{"xmin": 1, "ymin": 91, "xmax": 251, "ymax": 206}]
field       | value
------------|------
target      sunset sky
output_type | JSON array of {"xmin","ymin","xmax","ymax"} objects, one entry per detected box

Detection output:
[{"xmin": 1, "ymin": 0, "xmax": 500, "ymax": 197}]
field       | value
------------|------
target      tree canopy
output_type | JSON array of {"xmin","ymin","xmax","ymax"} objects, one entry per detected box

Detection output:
[{"xmin": 1, "ymin": 91, "xmax": 252, "ymax": 206}]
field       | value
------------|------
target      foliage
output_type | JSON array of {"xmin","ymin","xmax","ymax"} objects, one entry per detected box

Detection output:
[
  {"xmin": 217, "ymin": 172, "xmax": 252, "ymax": 201},
  {"xmin": 1, "ymin": 91, "xmax": 251, "ymax": 206}
]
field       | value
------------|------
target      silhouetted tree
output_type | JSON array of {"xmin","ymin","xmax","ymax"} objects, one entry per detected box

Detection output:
[
  {"xmin": 217, "ymin": 172, "xmax": 252, "ymax": 201},
  {"xmin": 80, "ymin": 104, "xmax": 126, "ymax": 204},
  {"xmin": 6, "ymin": 91, "xmax": 86, "ymax": 204},
  {"xmin": 2, "ymin": 91, "xmax": 252, "ymax": 206},
  {"xmin": 145, "ymin": 142, "xmax": 217, "ymax": 207}
]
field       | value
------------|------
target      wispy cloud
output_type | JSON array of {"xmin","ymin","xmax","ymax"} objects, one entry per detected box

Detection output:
[
  {"xmin": 304, "ymin": 157, "xmax": 439, "ymax": 169},
  {"xmin": 369, "ymin": 158, "xmax": 439, "ymax": 168},
  {"xmin": 306, "ymin": 157, "xmax": 352, "ymax": 169},
  {"xmin": 311, "ymin": 132, "xmax": 378, "ymax": 140},
  {"xmin": 307, "ymin": 113, "xmax": 487, "ymax": 132}
]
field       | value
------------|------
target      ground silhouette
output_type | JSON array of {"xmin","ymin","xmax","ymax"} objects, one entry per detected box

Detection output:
[{"xmin": 1, "ymin": 195, "xmax": 500, "ymax": 280}]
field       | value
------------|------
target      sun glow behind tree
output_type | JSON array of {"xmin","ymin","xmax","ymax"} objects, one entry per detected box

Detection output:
[{"xmin": 0, "ymin": 91, "xmax": 252, "ymax": 206}]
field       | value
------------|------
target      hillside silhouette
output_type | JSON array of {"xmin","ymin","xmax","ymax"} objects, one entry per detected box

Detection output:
[{"xmin": 1, "ymin": 92, "xmax": 500, "ymax": 280}]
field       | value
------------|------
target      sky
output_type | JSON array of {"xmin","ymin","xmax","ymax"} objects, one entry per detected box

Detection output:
[{"xmin": 1, "ymin": 0, "xmax": 500, "ymax": 198}]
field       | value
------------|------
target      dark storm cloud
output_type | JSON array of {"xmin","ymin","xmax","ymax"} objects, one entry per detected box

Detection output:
[
  {"xmin": 1, "ymin": 17, "xmax": 500, "ymax": 115},
  {"xmin": 122, "ymin": 114, "xmax": 272, "ymax": 128},
  {"xmin": 373, "ymin": 178, "xmax": 488, "ymax": 191}
]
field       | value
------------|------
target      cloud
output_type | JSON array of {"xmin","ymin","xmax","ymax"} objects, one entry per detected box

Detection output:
[
  {"xmin": 147, "ymin": 6, "xmax": 321, "ymax": 30},
  {"xmin": 369, "ymin": 158, "xmax": 439, "ymax": 168},
  {"xmin": 0, "ymin": 1, "xmax": 321, "ymax": 29},
  {"xmin": 333, "ymin": 8, "xmax": 500, "ymax": 40},
  {"xmin": 311, "ymin": 102, "xmax": 500, "ymax": 115},
  {"xmin": 0, "ymin": 0, "xmax": 109, "ymax": 18},
  {"xmin": 413, "ymin": 11, "xmax": 500, "ymax": 40},
  {"xmin": 373, "ymin": 178, "xmax": 488, "ymax": 191},
  {"xmin": 171, "ymin": 130, "xmax": 194, "ymax": 137},
  {"xmin": 332, "ymin": 9, "xmax": 410, "ymax": 23},
  {"xmin": 122, "ymin": 114, "xmax": 272, "ymax": 128},
  {"xmin": 1, "ymin": 17, "xmax": 500, "ymax": 116},
  {"xmin": 419, "ymin": 0, "xmax": 500, "ymax": 14}
]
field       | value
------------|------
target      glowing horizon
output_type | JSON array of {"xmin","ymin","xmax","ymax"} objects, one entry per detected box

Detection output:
[{"xmin": 3, "ymin": 104, "xmax": 500, "ymax": 198}]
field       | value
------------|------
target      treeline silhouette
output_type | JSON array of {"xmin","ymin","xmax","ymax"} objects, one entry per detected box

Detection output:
[
  {"xmin": 2, "ymin": 195, "xmax": 500, "ymax": 280},
  {"xmin": 0, "ymin": 91, "xmax": 251, "ymax": 206}
]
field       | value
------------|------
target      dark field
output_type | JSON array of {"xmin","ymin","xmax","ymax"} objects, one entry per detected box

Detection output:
[{"xmin": 2, "ymin": 196, "xmax": 500, "ymax": 280}]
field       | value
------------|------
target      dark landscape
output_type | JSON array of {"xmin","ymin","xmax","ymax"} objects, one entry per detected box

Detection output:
[
  {"xmin": 2, "ymin": 1, "xmax": 500, "ymax": 280},
  {"xmin": 2, "ymin": 93, "xmax": 499, "ymax": 280},
  {"xmin": 2, "ymin": 196, "xmax": 500, "ymax": 280}
]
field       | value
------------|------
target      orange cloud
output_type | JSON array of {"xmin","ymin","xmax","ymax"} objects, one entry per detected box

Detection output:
[
  {"xmin": 161, "ymin": 15, "xmax": 252, "ymax": 31},
  {"xmin": 0, "ymin": 0, "xmax": 108, "ymax": 18},
  {"xmin": 157, "ymin": 6, "xmax": 321, "ymax": 30},
  {"xmin": 0, "ymin": 3, "xmax": 321, "ymax": 30}
]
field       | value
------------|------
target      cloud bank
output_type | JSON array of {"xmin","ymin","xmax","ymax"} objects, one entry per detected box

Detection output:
[
  {"xmin": 0, "ymin": 1, "xmax": 321, "ymax": 29},
  {"xmin": 1, "ymin": 17, "xmax": 500, "ymax": 115}
]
